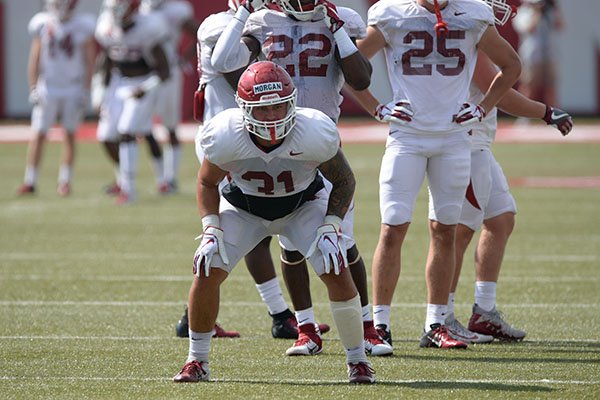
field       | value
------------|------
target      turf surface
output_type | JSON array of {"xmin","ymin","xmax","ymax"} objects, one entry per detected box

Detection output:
[{"xmin": 1, "ymin": 138, "xmax": 599, "ymax": 399}]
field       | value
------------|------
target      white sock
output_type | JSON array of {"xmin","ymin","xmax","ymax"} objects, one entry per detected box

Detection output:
[
  {"xmin": 475, "ymin": 281, "xmax": 497, "ymax": 312},
  {"xmin": 255, "ymin": 277, "xmax": 288, "ymax": 315},
  {"xmin": 295, "ymin": 308, "xmax": 315, "ymax": 327},
  {"xmin": 362, "ymin": 304, "xmax": 372, "ymax": 322},
  {"xmin": 24, "ymin": 165, "xmax": 37, "ymax": 186},
  {"xmin": 119, "ymin": 142, "xmax": 138, "ymax": 195},
  {"xmin": 58, "ymin": 164, "xmax": 71, "ymax": 184},
  {"xmin": 152, "ymin": 156, "xmax": 164, "ymax": 185},
  {"xmin": 372, "ymin": 304, "xmax": 391, "ymax": 328},
  {"xmin": 330, "ymin": 294, "xmax": 367, "ymax": 364},
  {"xmin": 425, "ymin": 303, "xmax": 447, "ymax": 331},
  {"xmin": 168, "ymin": 146, "xmax": 181, "ymax": 182},
  {"xmin": 187, "ymin": 329, "xmax": 213, "ymax": 363},
  {"xmin": 447, "ymin": 292, "xmax": 455, "ymax": 317},
  {"xmin": 163, "ymin": 145, "xmax": 174, "ymax": 183}
]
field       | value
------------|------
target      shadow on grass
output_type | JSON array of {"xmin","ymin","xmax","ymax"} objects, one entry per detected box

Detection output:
[{"xmin": 402, "ymin": 353, "xmax": 600, "ymax": 364}]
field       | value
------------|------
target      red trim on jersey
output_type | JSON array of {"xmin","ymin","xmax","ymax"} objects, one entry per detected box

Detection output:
[{"xmin": 465, "ymin": 179, "xmax": 481, "ymax": 210}]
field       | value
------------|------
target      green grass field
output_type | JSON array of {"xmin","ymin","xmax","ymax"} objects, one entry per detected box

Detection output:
[{"xmin": 1, "ymin": 137, "xmax": 599, "ymax": 399}]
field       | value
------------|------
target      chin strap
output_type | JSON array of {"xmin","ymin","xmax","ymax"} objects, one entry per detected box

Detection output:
[{"xmin": 432, "ymin": 0, "xmax": 448, "ymax": 36}]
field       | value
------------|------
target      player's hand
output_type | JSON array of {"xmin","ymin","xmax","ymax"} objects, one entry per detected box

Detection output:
[
  {"xmin": 193, "ymin": 226, "xmax": 229, "ymax": 277},
  {"xmin": 454, "ymin": 102, "xmax": 486, "ymax": 126},
  {"xmin": 306, "ymin": 216, "xmax": 347, "ymax": 275},
  {"xmin": 240, "ymin": 0, "xmax": 269, "ymax": 13},
  {"xmin": 316, "ymin": 0, "xmax": 345, "ymax": 33},
  {"xmin": 543, "ymin": 105, "xmax": 573, "ymax": 136},
  {"xmin": 374, "ymin": 100, "xmax": 414, "ymax": 125},
  {"xmin": 28, "ymin": 88, "xmax": 42, "ymax": 105}
]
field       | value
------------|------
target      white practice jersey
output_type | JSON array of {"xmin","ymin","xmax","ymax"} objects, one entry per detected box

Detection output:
[
  {"xmin": 368, "ymin": 0, "xmax": 494, "ymax": 134},
  {"xmin": 95, "ymin": 11, "xmax": 169, "ymax": 68},
  {"xmin": 197, "ymin": 11, "xmax": 238, "ymax": 116},
  {"xmin": 141, "ymin": 0, "xmax": 193, "ymax": 66},
  {"xmin": 468, "ymin": 80, "xmax": 497, "ymax": 150},
  {"xmin": 245, "ymin": 7, "xmax": 366, "ymax": 121},
  {"xmin": 201, "ymin": 107, "xmax": 340, "ymax": 197},
  {"xmin": 29, "ymin": 12, "xmax": 96, "ymax": 94}
]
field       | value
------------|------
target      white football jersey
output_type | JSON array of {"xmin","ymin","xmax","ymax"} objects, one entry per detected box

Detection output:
[
  {"xmin": 245, "ymin": 7, "xmax": 366, "ymax": 121},
  {"xmin": 95, "ymin": 11, "xmax": 169, "ymax": 67},
  {"xmin": 28, "ymin": 12, "xmax": 96, "ymax": 93},
  {"xmin": 368, "ymin": 0, "xmax": 494, "ymax": 134},
  {"xmin": 468, "ymin": 80, "xmax": 497, "ymax": 150},
  {"xmin": 197, "ymin": 10, "xmax": 238, "ymax": 119},
  {"xmin": 201, "ymin": 107, "xmax": 340, "ymax": 197},
  {"xmin": 141, "ymin": 0, "xmax": 193, "ymax": 66}
]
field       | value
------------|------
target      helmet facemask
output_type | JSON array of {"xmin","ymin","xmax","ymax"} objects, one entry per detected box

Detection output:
[
  {"xmin": 278, "ymin": 0, "xmax": 319, "ymax": 22},
  {"xmin": 237, "ymin": 89, "xmax": 297, "ymax": 144},
  {"xmin": 483, "ymin": 0, "xmax": 517, "ymax": 26}
]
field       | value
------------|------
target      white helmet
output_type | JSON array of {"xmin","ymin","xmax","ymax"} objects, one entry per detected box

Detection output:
[
  {"xmin": 104, "ymin": 0, "xmax": 141, "ymax": 27},
  {"xmin": 483, "ymin": 0, "xmax": 516, "ymax": 26},
  {"xmin": 278, "ymin": 0, "xmax": 319, "ymax": 22},
  {"xmin": 236, "ymin": 61, "xmax": 297, "ymax": 143},
  {"xmin": 46, "ymin": 0, "xmax": 78, "ymax": 21}
]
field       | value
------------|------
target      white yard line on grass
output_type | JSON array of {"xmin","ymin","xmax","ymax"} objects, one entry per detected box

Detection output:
[
  {"xmin": 0, "ymin": 300, "xmax": 597, "ymax": 309},
  {"xmin": 0, "ymin": 376, "xmax": 597, "ymax": 385}
]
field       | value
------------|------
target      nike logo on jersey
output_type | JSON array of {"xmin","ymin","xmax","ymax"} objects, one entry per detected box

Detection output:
[
  {"xmin": 454, "ymin": 11, "xmax": 466, "ymax": 16},
  {"xmin": 298, "ymin": 318, "xmax": 309, "ymax": 324},
  {"xmin": 289, "ymin": 150, "xmax": 303, "ymax": 156}
]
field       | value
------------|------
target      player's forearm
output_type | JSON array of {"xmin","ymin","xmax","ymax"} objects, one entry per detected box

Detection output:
[
  {"xmin": 497, "ymin": 88, "xmax": 546, "ymax": 119},
  {"xmin": 343, "ymin": 85, "xmax": 381, "ymax": 116},
  {"xmin": 211, "ymin": 7, "xmax": 252, "ymax": 72},
  {"xmin": 319, "ymin": 151, "xmax": 356, "ymax": 219},
  {"xmin": 197, "ymin": 182, "xmax": 221, "ymax": 218},
  {"xmin": 479, "ymin": 63, "xmax": 521, "ymax": 114}
]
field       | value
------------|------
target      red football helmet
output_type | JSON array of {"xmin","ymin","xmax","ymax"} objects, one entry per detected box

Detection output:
[
  {"xmin": 104, "ymin": 0, "xmax": 141, "ymax": 27},
  {"xmin": 236, "ymin": 61, "xmax": 297, "ymax": 143},
  {"xmin": 46, "ymin": 0, "xmax": 78, "ymax": 21}
]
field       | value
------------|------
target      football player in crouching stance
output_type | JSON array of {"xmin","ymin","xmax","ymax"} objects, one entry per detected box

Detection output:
[{"xmin": 173, "ymin": 61, "xmax": 374, "ymax": 384}]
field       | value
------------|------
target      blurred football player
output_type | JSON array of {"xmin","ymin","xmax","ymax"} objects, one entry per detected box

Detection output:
[
  {"xmin": 95, "ymin": 0, "xmax": 171, "ymax": 204},
  {"xmin": 437, "ymin": 0, "xmax": 573, "ymax": 344},
  {"xmin": 18, "ymin": 0, "xmax": 96, "ymax": 197},
  {"xmin": 173, "ymin": 61, "xmax": 374, "ymax": 384},
  {"xmin": 211, "ymin": 0, "xmax": 392, "ymax": 357},
  {"xmin": 351, "ymin": 0, "xmax": 521, "ymax": 349},
  {"xmin": 140, "ymin": 0, "xmax": 200, "ymax": 193}
]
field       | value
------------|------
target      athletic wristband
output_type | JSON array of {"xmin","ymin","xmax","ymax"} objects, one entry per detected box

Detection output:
[
  {"xmin": 333, "ymin": 28, "xmax": 358, "ymax": 59},
  {"xmin": 324, "ymin": 215, "xmax": 343, "ymax": 232},
  {"xmin": 140, "ymin": 75, "xmax": 161, "ymax": 92},
  {"xmin": 202, "ymin": 214, "xmax": 220, "ymax": 230}
]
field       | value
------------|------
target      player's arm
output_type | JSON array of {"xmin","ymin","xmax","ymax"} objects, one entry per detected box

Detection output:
[
  {"xmin": 83, "ymin": 38, "xmax": 97, "ymax": 92},
  {"xmin": 211, "ymin": 1, "xmax": 266, "ymax": 73},
  {"xmin": 475, "ymin": 25, "xmax": 521, "ymax": 115},
  {"xmin": 356, "ymin": 25, "xmax": 386, "ymax": 60},
  {"xmin": 317, "ymin": 149, "xmax": 356, "ymax": 220},
  {"xmin": 151, "ymin": 43, "xmax": 171, "ymax": 82},
  {"xmin": 336, "ymin": 37, "xmax": 371, "ymax": 91},
  {"xmin": 27, "ymin": 36, "xmax": 41, "ymax": 96},
  {"xmin": 196, "ymin": 159, "xmax": 227, "ymax": 218}
]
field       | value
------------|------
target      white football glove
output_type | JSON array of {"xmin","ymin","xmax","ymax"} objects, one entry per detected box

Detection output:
[
  {"xmin": 193, "ymin": 226, "xmax": 229, "ymax": 277},
  {"xmin": 306, "ymin": 216, "xmax": 348, "ymax": 275},
  {"xmin": 28, "ymin": 87, "xmax": 42, "ymax": 105},
  {"xmin": 374, "ymin": 100, "xmax": 414, "ymax": 125},
  {"xmin": 240, "ymin": 0, "xmax": 269, "ymax": 12},
  {"xmin": 454, "ymin": 102, "xmax": 486, "ymax": 126}
]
